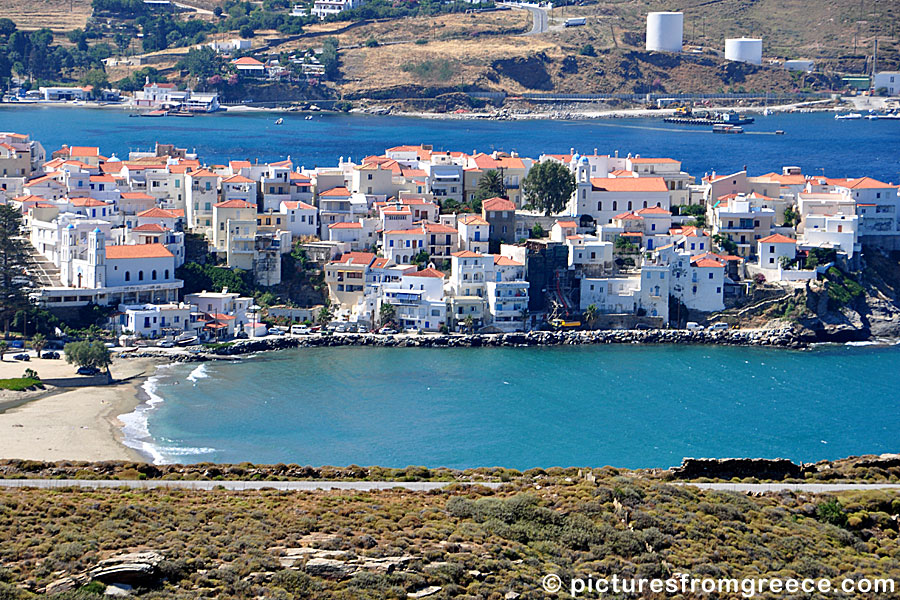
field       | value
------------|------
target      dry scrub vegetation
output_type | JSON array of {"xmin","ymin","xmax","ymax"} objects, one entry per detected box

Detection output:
[
  {"xmin": 0, "ymin": 473, "xmax": 899, "ymax": 599},
  {"xmin": 2, "ymin": 0, "xmax": 92, "ymax": 32}
]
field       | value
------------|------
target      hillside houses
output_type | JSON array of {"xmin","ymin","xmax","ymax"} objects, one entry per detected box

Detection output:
[{"xmin": 11, "ymin": 132, "xmax": 899, "ymax": 337}]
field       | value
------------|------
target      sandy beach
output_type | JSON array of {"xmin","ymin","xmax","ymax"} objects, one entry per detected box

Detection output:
[{"xmin": 0, "ymin": 354, "xmax": 165, "ymax": 462}]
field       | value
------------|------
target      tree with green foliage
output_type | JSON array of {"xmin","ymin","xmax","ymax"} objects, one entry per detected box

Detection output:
[
  {"xmin": 0, "ymin": 341, "xmax": 7, "ymax": 361},
  {"xmin": 412, "ymin": 250, "xmax": 430, "ymax": 269},
  {"xmin": 463, "ymin": 314, "xmax": 474, "ymax": 332},
  {"xmin": 0, "ymin": 206, "xmax": 32, "ymax": 336},
  {"xmin": 530, "ymin": 223, "xmax": 545, "ymax": 239},
  {"xmin": 64, "ymin": 340, "xmax": 112, "ymax": 373},
  {"xmin": 317, "ymin": 298, "xmax": 334, "ymax": 326},
  {"xmin": 176, "ymin": 46, "xmax": 220, "ymax": 79},
  {"xmin": 379, "ymin": 302, "xmax": 396, "ymax": 328},
  {"xmin": 474, "ymin": 169, "xmax": 506, "ymax": 203},
  {"xmin": 522, "ymin": 161, "xmax": 576, "ymax": 216},
  {"xmin": 783, "ymin": 206, "xmax": 799, "ymax": 228},
  {"xmin": 584, "ymin": 304, "xmax": 598, "ymax": 328},
  {"xmin": 579, "ymin": 44, "xmax": 596, "ymax": 56},
  {"xmin": 176, "ymin": 262, "xmax": 252, "ymax": 295},
  {"xmin": 816, "ymin": 499, "xmax": 847, "ymax": 527},
  {"xmin": 31, "ymin": 333, "xmax": 47, "ymax": 355},
  {"xmin": 80, "ymin": 69, "xmax": 109, "ymax": 98},
  {"xmin": 712, "ymin": 233, "xmax": 738, "ymax": 256},
  {"xmin": 319, "ymin": 37, "xmax": 340, "ymax": 80}
]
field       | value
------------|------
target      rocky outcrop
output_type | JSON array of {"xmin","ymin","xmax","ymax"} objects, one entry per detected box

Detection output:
[
  {"xmin": 274, "ymin": 546, "xmax": 414, "ymax": 580},
  {"xmin": 669, "ymin": 458, "xmax": 807, "ymax": 481},
  {"xmin": 88, "ymin": 552, "xmax": 164, "ymax": 586}
]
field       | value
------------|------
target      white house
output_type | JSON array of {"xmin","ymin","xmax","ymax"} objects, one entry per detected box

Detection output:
[
  {"xmin": 280, "ymin": 200, "xmax": 318, "ymax": 237},
  {"xmin": 873, "ymin": 71, "xmax": 900, "ymax": 96}
]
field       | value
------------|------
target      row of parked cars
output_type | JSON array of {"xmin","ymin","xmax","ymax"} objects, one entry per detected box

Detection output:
[
  {"xmin": 7, "ymin": 351, "xmax": 60, "ymax": 362},
  {"xmin": 686, "ymin": 322, "xmax": 729, "ymax": 331}
]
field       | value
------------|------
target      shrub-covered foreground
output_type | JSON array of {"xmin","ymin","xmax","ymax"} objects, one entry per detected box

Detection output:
[{"xmin": 0, "ymin": 474, "xmax": 899, "ymax": 599}]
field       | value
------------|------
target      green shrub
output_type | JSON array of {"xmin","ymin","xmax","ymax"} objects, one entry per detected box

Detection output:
[{"xmin": 816, "ymin": 499, "xmax": 848, "ymax": 527}]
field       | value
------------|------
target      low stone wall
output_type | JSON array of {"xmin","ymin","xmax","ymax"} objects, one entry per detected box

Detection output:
[{"xmin": 206, "ymin": 327, "xmax": 806, "ymax": 356}]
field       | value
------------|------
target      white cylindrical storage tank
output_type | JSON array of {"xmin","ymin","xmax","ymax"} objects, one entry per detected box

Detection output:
[
  {"xmin": 725, "ymin": 38, "xmax": 762, "ymax": 65},
  {"xmin": 646, "ymin": 12, "xmax": 683, "ymax": 53}
]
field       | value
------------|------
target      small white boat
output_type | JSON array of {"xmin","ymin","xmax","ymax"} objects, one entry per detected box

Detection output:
[
  {"xmin": 865, "ymin": 114, "xmax": 879, "ymax": 120},
  {"xmin": 275, "ymin": 117, "xmax": 284, "ymax": 125},
  {"xmin": 305, "ymin": 115, "xmax": 312, "ymax": 120},
  {"xmin": 834, "ymin": 113, "xmax": 863, "ymax": 120},
  {"xmin": 763, "ymin": 108, "xmax": 771, "ymax": 116}
]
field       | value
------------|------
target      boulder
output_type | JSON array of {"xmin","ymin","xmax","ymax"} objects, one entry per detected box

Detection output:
[
  {"xmin": 408, "ymin": 586, "xmax": 442, "ymax": 598},
  {"xmin": 303, "ymin": 558, "xmax": 357, "ymax": 579},
  {"xmin": 88, "ymin": 552, "xmax": 164, "ymax": 586}
]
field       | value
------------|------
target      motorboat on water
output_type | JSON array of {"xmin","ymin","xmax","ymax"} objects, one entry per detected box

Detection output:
[{"xmin": 834, "ymin": 113, "xmax": 863, "ymax": 120}]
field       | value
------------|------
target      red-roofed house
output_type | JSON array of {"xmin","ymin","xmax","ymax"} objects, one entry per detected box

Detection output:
[
  {"xmin": 758, "ymin": 234, "xmax": 797, "ymax": 270},
  {"xmin": 482, "ymin": 197, "xmax": 516, "ymax": 243},
  {"xmin": 574, "ymin": 175, "xmax": 671, "ymax": 225},
  {"xmin": 232, "ymin": 56, "xmax": 265, "ymax": 75},
  {"xmin": 457, "ymin": 213, "xmax": 489, "ymax": 253},
  {"xmin": 279, "ymin": 200, "xmax": 318, "ymax": 237},
  {"xmin": 186, "ymin": 168, "xmax": 221, "ymax": 232},
  {"xmin": 222, "ymin": 174, "xmax": 258, "ymax": 204}
]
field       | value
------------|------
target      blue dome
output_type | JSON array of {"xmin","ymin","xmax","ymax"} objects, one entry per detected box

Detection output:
[
  {"xmin": 580, "ymin": 156, "xmax": 589, "ymax": 164},
  {"xmin": 66, "ymin": 224, "xmax": 75, "ymax": 229},
  {"xmin": 572, "ymin": 153, "xmax": 581, "ymax": 162},
  {"xmin": 93, "ymin": 227, "xmax": 102, "ymax": 233}
]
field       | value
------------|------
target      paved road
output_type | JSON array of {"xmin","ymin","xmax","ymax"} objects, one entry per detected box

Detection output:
[
  {"xmin": 499, "ymin": 2, "xmax": 548, "ymax": 35},
  {"xmin": 172, "ymin": 1, "xmax": 215, "ymax": 15},
  {"xmin": 0, "ymin": 479, "xmax": 504, "ymax": 492},
  {"xmin": 684, "ymin": 482, "xmax": 900, "ymax": 493}
]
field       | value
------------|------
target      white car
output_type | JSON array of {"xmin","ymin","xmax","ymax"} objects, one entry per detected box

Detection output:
[
  {"xmin": 707, "ymin": 322, "xmax": 728, "ymax": 331},
  {"xmin": 291, "ymin": 325, "xmax": 311, "ymax": 335},
  {"xmin": 686, "ymin": 322, "xmax": 704, "ymax": 331}
]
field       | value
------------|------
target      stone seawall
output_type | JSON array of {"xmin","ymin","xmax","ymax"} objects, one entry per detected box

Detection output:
[{"xmin": 151, "ymin": 327, "xmax": 805, "ymax": 362}]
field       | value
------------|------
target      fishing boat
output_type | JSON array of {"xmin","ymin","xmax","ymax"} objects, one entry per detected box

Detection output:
[
  {"xmin": 712, "ymin": 124, "xmax": 744, "ymax": 134},
  {"xmin": 141, "ymin": 109, "xmax": 168, "ymax": 117},
  {"xmin": 169, "ymin": 111, "xmax": 194, "ymax": 117},
  {"xmin": 305, "ymin": 115, "xmax": 313, "ymax": 120},
  {"xmin": 834, "ymin": 113, "xmax": 862, "ymax": 120},
  {"xmin": 275, "ymin": 117, "xmax": 284, "ymax": 125}
]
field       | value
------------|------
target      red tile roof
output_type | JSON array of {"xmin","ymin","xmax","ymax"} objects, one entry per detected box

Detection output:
[
  {"xmin": 332, "ymin": 252, "xmax": 376, "ymax": 266},
  {"xmin": 329, "ymin": 222, "xmax": 362, "ymax": 229},
  {"xmin": 493, "ymin": 255, "xmax": 524, "ymax": 267},
  {"xmin": 137, "ymin": 207, "xmax": 179, "ymax": 218},
  {"xmin": 590, "ymin": 177, "xmax": 668, "ymax": 192},
  {"xmin": 636, "ymin": 206, "xmax": 671, "ymax": 216},
  {"xmin": 408, "ymin": 268, "xmax": 445, "ymax": 278},
  {"xmin": 758, "ymin": 234, "xmax": 797, "ymax": 244},
  {"xmin": 121, "ymin": 192, "xmax": 155, "ymax": 201},
  {"xmin": 320, "ymin": 186, "xmax": 351, "ymax": 198},
  {"xmin": 223, "ymin": 174, "xmax": 255, "ymax": 184},
  {"xmin": 106, "ymin": 243, "xmax": 173, "ymax": 259},
  {"xmin": 214, "ymin": 199, "xmax": 255, "ymax": 209},
  {"xmin": 132, "ymin": 223, "xmax": 167, "ymax": 233},
  {"xmin": 482, "ymin": 197, "xmax": 515, "ymax": 212},
  {"xmin": 451, "ymin": 250, "xmax": 483, "ymax": 258}
]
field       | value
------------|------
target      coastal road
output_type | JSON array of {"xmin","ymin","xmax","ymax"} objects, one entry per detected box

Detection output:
[
  {"xmin": 682, "ymin": 482, "xmax": 900, "ymax": 493},
  {"xmin": 0, "ymin": 479, "xmax": 504, "ymax": 492},
  {"xmin": 499, "ymin": 2, "xmax": 548, "ymax": 35},
  {"xmin": 1, "ymin": 480, "xmax": 897, "ymax": 494}
]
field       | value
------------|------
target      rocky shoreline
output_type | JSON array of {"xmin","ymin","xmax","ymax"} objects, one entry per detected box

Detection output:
[{"xmin": 126, "ymin": 327, "xmax": 807, "ymax": 363}]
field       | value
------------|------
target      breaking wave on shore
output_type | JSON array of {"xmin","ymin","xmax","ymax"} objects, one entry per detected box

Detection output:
[{"xmin": 119, "ymin": 363, "xmax": 215, "ymax": 465}]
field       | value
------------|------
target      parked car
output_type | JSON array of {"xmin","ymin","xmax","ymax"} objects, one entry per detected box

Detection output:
[
  {"xmin": 634, "ymin": 323, "xmax": 652, "ymax": 330},
  {"xmin": 41, "ymin": 351, "xmax": 60, "ymax": 359},
  {"xmin": 379, "ymin": 328, "xmax": 398, "ymax": 335},
  {"xmin": 707, "ymin": 322, "xmax": 728, "ymax": 331},
  {"xmin": 77, "ymin": 366, "xmax": 100, "ymax": 375},
  {"xmin": 334, "ymin": 324, "xmax": 347, "ymax": 333},
  {"xmin": 267, "ymin": 328, "xmax": 285, "ymax": 336},
  {"xmin": 686, "ymin": 322, "xmax": 704, "ymax": 331},
  {"xmin": 158, "ymin": 340, "xmax": 175, "ymax": 348},
  {"xmin": 12, "ymin": 353, "xmax": 30, "ymax": 361},
  {"xmin": 357, "ymin": 325, "xmax": 368, "ymax": 333},
  {"xmin": 291, "ymin": 325, "xmax": 311, "ymax": 335},
  {"xmin": 345, "ymin": 323, "xmax": 358, "ymax": 333}
]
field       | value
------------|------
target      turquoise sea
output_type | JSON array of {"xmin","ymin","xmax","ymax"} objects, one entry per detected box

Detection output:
[
  {"xmin": 1, "ymin": 106, "xmax": 899, "ymax": 182},
  {"xmin": 124, "ymin": 343, "xmax": 900, "ymax": 468},
  {"xmin": 5, "ymin": 106, "xmax": 898, "ymax": 467}
]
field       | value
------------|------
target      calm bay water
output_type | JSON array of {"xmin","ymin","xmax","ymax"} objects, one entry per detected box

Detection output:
[
  {"xmin": 128, "ymin": 343, "xmax": 900, "ymax": 468},
  {"xmin": 6, "ymin": 106, "xmax": 899, "ymax": 467},
  {"xmin": 1, "ymin": 106, "xmax": 899, "ymax": 181}
]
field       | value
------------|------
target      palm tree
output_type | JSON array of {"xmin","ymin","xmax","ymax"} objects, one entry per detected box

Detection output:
[
  {"xmin": 520, "ymin": 308, "xmax": 529, "ymax": 332},
  {"xmin": 379, "ymin": 302, "xmax": 396, "ymax": 328},
  {"xmin": 474, "ymin": 169, "xmax": 507, "ymax": 203},
  {"xmin": 316, "ymin": 299, "xmax": 334, "ymax": 326},
  {"xmin": 463, "ymin": 314, "xmax": 474, "ymax": 333},
  {"xmin": 584, "ymin": 304, "xmax": 598, "ymax": 329},
  {"xmin": 0, "ymin": 340, "xmax": 6, "ymax": 361},
  {"xmin": 31, "ymin": 333, "xmax": 47, "ymax": 356}
]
